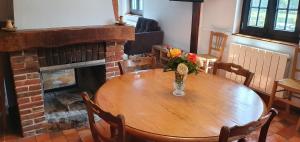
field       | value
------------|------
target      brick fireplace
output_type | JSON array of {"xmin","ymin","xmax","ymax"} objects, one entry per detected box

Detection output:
[{"xmin": 0, "ymin": 25, "xmax": 134, "ymax": 136}]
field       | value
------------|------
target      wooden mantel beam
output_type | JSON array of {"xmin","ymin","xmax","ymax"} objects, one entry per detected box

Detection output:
[{"xmin": 0, "ymin": 25, "xmax": 135, "ymax": 52}]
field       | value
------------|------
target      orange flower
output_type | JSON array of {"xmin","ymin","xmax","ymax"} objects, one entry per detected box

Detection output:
[
  {"xmin": 167, "ymin": 48, "xmax": 182, "ymax": 58},
  {"xmin": 187, "ymin": 53, "xmax": 197, "ymax": 64}
]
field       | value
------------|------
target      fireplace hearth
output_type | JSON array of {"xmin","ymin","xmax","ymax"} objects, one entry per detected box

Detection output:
[{"xmin": 0, "ymin": 25, "xmax": 134, "ymax": 137}]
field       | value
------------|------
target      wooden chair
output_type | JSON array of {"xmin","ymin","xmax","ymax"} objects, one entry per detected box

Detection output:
[
  {"xmin": 213, "ymin": 62, "xmax": 254, "ymax": 87},
  {"xmin": 118, "ymin": 56, "xmax": 157, "ymax": 75},
  {"xmin": 268, "ymin": 47, "xmax": 300, "ymax": 130},
  {"xmin": 199, "ymin": 31, "xmax": 228, "ymax": 73},
  {"xmin": 81, "ymin": 92, "xmax": 126, "ymax": 142},
  {"xmin": 219, "ymin": 108, "xmax": 278, "ymax": 142}
]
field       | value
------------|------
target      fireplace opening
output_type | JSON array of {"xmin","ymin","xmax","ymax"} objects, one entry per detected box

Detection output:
[
  {"xmin": 36, "ymin": 42, "xmax": 107, "ymax": 132},
  {"xmin": 41, "ymin": 65, "xmax": 106, "ymax": 132}
]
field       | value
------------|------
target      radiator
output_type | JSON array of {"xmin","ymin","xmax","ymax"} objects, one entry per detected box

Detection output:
[{"xmin": 226, "ymin": 43, "xmax": 289, "ymax": 95}]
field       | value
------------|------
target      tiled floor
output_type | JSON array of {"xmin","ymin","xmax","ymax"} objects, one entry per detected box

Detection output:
[{"xmin": 1, "ymin": 107, "xmax": 300, "ymax": 142}]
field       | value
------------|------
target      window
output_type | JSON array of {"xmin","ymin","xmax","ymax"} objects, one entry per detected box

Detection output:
[
  {"xmin": 240, "ymin": 0, "xmax": 300, "ymax": 43},
  {"xmin": 130, "ymin": 0, "xmax": 144, "ymax": 15}
]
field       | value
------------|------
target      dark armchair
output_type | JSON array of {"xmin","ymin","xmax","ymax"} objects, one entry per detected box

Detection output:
[{"xmin": 124, "ymin": 17, "xmax": 164, "ymax": 55}]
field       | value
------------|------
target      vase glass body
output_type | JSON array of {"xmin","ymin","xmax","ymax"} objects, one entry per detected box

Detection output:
[{"xmin": 173, "ymin": 71, "xmax": 187, "ymax": 96}]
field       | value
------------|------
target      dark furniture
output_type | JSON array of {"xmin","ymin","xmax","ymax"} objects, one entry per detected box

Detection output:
[
  {"xmin": 213, "ymin": 62, "xmax": 254, "ymax": 87},
  {"xmin": 118, "ymin": 56, "xmax": 157, "ymax": 75},
  {"xmin": 81, "ymin": 92, "xmax": 126, "ymax": 142},
  {"xmin": 219, "ymin": 108, "xmax": 278, "ymax": 142},
  {"xmin": 124, "ymin": 17, "xmax": 164, "ymax": 55},
  {"xmin": 0, "ymin": 53, "xmax": 7, "ymax": 136}
]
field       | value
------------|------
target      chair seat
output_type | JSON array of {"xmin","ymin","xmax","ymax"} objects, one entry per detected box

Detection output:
[
  {"xmin": 199, "ymin": 54, "xmax": 218, "ymax": 62},
  {"xmin": 278, "ymin": 79, "xmax": 300, "ymax": 94}
]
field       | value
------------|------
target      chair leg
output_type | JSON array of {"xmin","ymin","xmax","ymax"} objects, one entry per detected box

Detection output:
[
  {"xmin": 268, "ymin": 81, "xmax": 278, "ymax": 111},
  {"xmin": 297, "ymin": 118, "xmax": 300, "ymax": 131},
  {"xmin": 205, "ymin": 61, "xmax": 210, "ymax": 73}
]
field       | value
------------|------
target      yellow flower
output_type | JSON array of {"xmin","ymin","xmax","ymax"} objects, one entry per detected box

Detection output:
[
  {"xmin": 167, "ymin": 48, "xmax": 182, "ymax": 58},
  {"xmin": 177, "ymin": 63, "xmax": 189, "ymax": 75}
]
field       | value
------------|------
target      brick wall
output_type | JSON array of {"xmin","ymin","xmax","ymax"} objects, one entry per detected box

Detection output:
[
  {"xmin": 105, "ymin": 42, "xmax": 124, "ymax": 79},
  {"xmin": 9, "ymin": 41, "xmax": 124, "ymax": 137},
  {"xmin": 10, "ymin": 50, "xmax": 47, "ymax": 136}
]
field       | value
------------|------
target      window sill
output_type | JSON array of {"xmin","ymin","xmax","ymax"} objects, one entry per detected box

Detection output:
[{"xmin": 233, "ymin": 33, "xmax": 299, "ymax": 48}]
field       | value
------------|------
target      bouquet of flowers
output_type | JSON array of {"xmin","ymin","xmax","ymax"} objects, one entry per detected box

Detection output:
[
  {"xmin": 164, "ymin": 47, "xmax": 201, "ymax": 96},
  {"xmin": 164, "ymin": 48, "xmax": 201, "ymax": 75}
]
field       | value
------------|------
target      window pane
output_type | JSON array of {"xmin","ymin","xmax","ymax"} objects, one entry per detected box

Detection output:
[
  {"xmin": 251, "ymin": 0, "xmax": 261, "ymax": 7},
  {"xmin": 257, "ymin": 9, "xmax": 267, "ymax": 27},
  {"xmin": 278, "ymin": 0, "xmax": 289, "ymax": 9},
  {"xmin": 248, "ymin": 8, "xmax": 259, "ymax": 26},
  {"xmin": 289, "ymin": 0, "xmax": 299, "ymax": 9},
  {"xmin": 286, "ymin": 10, "xmax": 298, "ymax": 31},
  {"xmin": 260, "ymin": 0, "xmax": 269, "ymax": 8},
  {"xmin": 139, "ymin": 0, "xmax": 144, "ymax": 10},
  {"xmin": 131, "ymin": 0, "xmax": 137, "ymax": 10},
  {"xmin": 275, "ymin": 10, "xmax": 287, "ymax": 30}
]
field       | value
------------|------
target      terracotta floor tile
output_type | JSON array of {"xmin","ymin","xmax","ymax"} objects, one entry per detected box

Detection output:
[
  {"xmin": 277, "ymin": 126, "xmax": 300, "ymax": 139},
  {"xmin": 49, "ymin": 132, "xmax": 67, "ymax": 142},
  {"xmin": 35, "ymin": 133, "xmax": 51, "ymax": 142},
  {"xmin": 267, "ymin": 134, "xmax": 288, "ymax": 142},
  {"xmin": 78, "ymin": 129, "xmax": 94, "ymax": 142},
  {"xmin": 289, "ymin": 136, "xmax": 300, "ymax": 142},
  {"xmin": 63, "ymin": 129, "xmax": 81, "ymax": 142},
  {"xmin": 17, "ymin": 136, "xmax": 36, "ymax": 142}
]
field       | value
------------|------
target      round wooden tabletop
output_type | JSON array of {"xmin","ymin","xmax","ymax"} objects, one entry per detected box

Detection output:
[{"xmin": 95, "ymin": 69, "xmax": 266, "ymax": 141}]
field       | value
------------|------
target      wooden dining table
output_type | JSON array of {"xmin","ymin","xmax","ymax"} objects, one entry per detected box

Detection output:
[{"xmin": 95, "ymin": 69, "xmax": 266, "ymax": 142}]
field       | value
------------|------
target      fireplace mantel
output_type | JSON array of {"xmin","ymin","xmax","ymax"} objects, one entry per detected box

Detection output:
[{"xmin": 0, "ymin": 25, "xmax": 135, "ymax": 52}]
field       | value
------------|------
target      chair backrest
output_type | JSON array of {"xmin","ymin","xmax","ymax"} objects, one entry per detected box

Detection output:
[
  {"xmin": 292, "ymin": 47, "xmax": 300, "ymax": 80},
  {"xmin": 135, "ymin": 17, "xmax": 161, "ymax": 33},
  {"xmin": 219, "ymin": 108, "xmax": 278, "ymax": 142},
  {"xmin": 81, "ymin": 92, "xmax": 125, "ymax": 142},
  {"xmin": 118, "ymin": 56, "xmax": 157, "ymax": 75},
  {"xmin": 213, "ymin": 62, "xmax": 254, "ymax": 87},
  {"xmin": 208, "ymin": 31, "xmax": 228, "ymax": 61}
]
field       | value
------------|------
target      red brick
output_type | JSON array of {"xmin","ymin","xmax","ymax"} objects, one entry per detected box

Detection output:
[
  {"xmin": 12, "ymin": 63, "xmax": 25, "ymax": 70},
  {"xmin": 32, "ymin": 106, "xmax": 44, "ymax": 112},
  {"xmin": 31, "ymin": 95, "xmax": 43, "ymax": 102},
  {"xmin": 22, "ymin": 120, "xmax": 34, "ymax": 127},
  {"xmin": 105, "ymin": 52, "xmax": 115, "ymax": 57},
  {"xmin": 29, "ymin": 84, "xmax": 41, "ymax": 91},
  {"xmin": 106, "ymin": 62, "xmax": 115, "ymax": 68},
  {"xmin": 10, "ymin": 56, "xmax": 25, "ymax": 64},
  {"xmin": 106, "ymin": 67, "xmax": 119, "ymax": 72},
  {"xmin": 16, "ymin": 86, "xmax": 29, "ymax": 93},
  {"xmin": 19, "ymin": 101, "xmax": 44, "ymax": 110},
  {"xmin": 18, "ymin": 97, "xmax": 31, "ymax": 104},
  {"xmin": 20, "ymin": 109, "xmax": 32, "ymax": 115},
  {"xmin": 14, "ymin": 75, "xmax": 27, "ymax": 81},
  {"xmin": 34, "ymin": 122, "xmax": 48, "ymax": 130},
  {"xmin": 18, "ymin": 90, "xmax": 41, "ymax": 98},
  {"xmin": 27, "ymin": 73, "xmax": 40, "ymax": 79},
  {"xmin": 33, "ymin": 111, "xmax": 45, "ymax": 118},
  {"xmin": 15, "ymin": 79, "xmax": 41, "ymax": 87},
  {"xmin": 34, "ymin": 117, "xmax": 46, "ymax": 123},
  {"xmin": 23, "ymin": 125, "xmax": 35, "ymax": 132},
  {"xmin": 23, "ymin": 131, "xmax": 35, "ymax": 137}
]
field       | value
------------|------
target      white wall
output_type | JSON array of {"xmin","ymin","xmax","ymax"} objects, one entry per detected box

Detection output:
[
  {"xmin": 14, "ymin": 0, "xmax": 115, "ymax": 29},
  {"xmin": 143, "ymin": 0, "xmax": 193, "ymax": 52}
]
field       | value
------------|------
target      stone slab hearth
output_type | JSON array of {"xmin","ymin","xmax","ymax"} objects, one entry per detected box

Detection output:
[{"xmin": 0, "ymin": 25, "xmax": 134, "ymax": 137}]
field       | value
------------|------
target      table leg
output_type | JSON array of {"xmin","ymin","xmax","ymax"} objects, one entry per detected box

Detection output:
[{"xmin": 268, "ymin": 81, "xmax": 278, "ymax": 111}]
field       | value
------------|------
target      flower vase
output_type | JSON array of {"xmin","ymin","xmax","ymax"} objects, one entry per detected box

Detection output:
[{"xmin": 173, "ymin": 71, "xmax": 187, "ymax": 96}]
